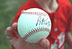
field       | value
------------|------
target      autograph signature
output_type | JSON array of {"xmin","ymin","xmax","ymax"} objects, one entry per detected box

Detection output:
[{"xmin": 36, "ymin": 16, "xmax": 50, "ymax": 26}]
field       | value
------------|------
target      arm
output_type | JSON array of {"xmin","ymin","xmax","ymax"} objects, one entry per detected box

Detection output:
[
  {"xmin": 65, "ymin": 32, "xmax": 72, "ymax": 48},
  {"xmin": 65, "ymin": 1, "xmax": 72, "ymax": 48}
]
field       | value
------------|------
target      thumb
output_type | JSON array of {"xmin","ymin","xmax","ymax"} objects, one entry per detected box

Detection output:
[{"xmin": 39, "ymin": 38, "xmax": 50, "ymax": 49}]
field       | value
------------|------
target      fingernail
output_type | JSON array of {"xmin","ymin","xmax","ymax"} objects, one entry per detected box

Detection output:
[
  {"xmin": 40, "ymin": 38, "xmax": 50, "ymax": 48},
  {"xmin": 46, "ymin": 39, "xmax": 50, "ymax": 46},
  {"xmin": 12, "ymin": 22, "xmax": 17, "ymax": 30},
  {"xmin": 12, "ymin": 22, "xmax": 17, "ymax": 26},
  {"xmin": 6, "ymin": 27, "xmax": 12, "ymax": 32}
]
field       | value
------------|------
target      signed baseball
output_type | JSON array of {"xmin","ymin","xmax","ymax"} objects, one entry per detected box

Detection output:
[{"xmin": 18, "ymin": 8, "xmax": 51, "ymax": 43}]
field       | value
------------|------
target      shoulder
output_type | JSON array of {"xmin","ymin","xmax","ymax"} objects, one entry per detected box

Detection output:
[
  {"xmin": 20, "ymin": 0, "xmax": 36, "ymax": 10},
  {"xmin": 12, "ymin": 0, "xmax": 38, "ymax": 23},
  {"xmin": 58, "ymin": 0, "xmax": 72, "ymax": 17},
  {"xmin": 16, "ymin": 0, "xmax": 38, "ymax": 16},
  {"xmin": 16, "ymin": 0, "xmax": 35, "ymax": 13},
  {"xmin": 58, "ymin": 0, "xmax": 71, "ymax": 8}
]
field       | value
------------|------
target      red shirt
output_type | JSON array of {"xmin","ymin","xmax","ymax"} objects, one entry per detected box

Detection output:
[{"xmin": 12, "ymin": 0, "xmax": 72, "ymax": 49}]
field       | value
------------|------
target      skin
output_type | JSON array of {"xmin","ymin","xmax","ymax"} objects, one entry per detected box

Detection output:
[
  {"xmin": 65, "ymin": 2, "xmax": 72, "ymax": 49},
  {"xmin": 35, "ymin": 0, "xmax": 58, "ymax": 13},
  {"xmin": 65, "ymin": 32, "xmax": 72, "ymax": 48},
  {"xmin": 6, "ymin": 23, "xmax": 49, "ymax": 49},
  {"xmin": 5, "ymin": 0, "xmax": 72, "ymax": 49}
]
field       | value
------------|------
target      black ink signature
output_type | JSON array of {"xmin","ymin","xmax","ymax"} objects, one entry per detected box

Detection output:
[{"xmin": 36, "ymin": 16, "xmax": 49, "ymax": 26}]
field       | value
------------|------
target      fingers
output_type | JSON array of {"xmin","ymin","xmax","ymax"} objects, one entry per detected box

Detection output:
[
  {"xmin": 6, "ymin": 27, "xmax": 17, "ymax": 46},
  {"xmin": 12, "ymin": 22, "xmax": 20, "ymax": 38},
  {"xmin": 5, "ymin": 27, "xmax": 13, "ymax": 40},
  {"xmin": 39, "ymin": 38, "xmax": 50, "ymax": 49},
  {"xmin": 12, "ymin": 23, "xmax": 17, "ymax": 32}
]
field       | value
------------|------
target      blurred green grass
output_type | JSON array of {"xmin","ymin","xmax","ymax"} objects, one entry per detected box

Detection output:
[
  {"xmin": 0, "ymin": 0, "xmax": 27, "ymax": 49},
  {"xmin": 0, "ymin": 0, "xmax": 72, "ymax": 49}
]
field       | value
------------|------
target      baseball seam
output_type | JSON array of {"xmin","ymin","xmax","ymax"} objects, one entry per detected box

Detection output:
[
  {"xmin": 22, "ymin": 12, "xmax": 47, "ymax": 16},
  {"xmin": 22, "ymin": 28, "xmax": 50, "ymax": 40}
]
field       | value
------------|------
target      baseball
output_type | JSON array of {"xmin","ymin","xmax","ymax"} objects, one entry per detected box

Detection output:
[{"xmin": 18, "ymin": 8, "xmax": 51, "ymax": 43}]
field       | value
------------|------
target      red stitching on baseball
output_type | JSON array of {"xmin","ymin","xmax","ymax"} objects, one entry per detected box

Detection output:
[
  {"xmin": 22, "ymin": 12, "xmax": 47, "ymax": 16},
  {"xmin": 22, "ymin": 28, "xmax": 50, "ymax": 40}
]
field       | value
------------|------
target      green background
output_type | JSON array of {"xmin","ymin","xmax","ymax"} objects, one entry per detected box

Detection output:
[{"xmin": 0, "ymin": 0, "xmax": 72, "ymax": 49}]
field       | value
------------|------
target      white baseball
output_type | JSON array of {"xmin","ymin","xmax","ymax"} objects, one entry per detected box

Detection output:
[{"xmin": 18, "ymin": 8, "xmax": 51, "ymax": 43}]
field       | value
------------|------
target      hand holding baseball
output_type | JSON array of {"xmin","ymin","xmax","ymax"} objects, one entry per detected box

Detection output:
[{"xmin": 6, "ymin": 22, "xmax": 50, "ymax": 49}]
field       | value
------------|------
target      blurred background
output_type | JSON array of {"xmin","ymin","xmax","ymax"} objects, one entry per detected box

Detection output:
[{"xmin": 0, "ymin": 0, "xmax": 72, "ymax": 49}]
